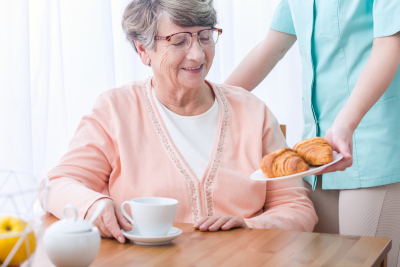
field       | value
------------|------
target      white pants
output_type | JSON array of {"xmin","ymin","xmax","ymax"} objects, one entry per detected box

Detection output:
[{"xmin": 305, "ymin": 177, "xmax": 400, "ymax": 267}]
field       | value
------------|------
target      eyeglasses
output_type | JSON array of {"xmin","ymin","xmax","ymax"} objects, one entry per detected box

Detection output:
[{"xmin": 154, "ymin": 28, "xmax": 222, "ymax": 51}]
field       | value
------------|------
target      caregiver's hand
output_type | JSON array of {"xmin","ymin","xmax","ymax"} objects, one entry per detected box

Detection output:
[
  {"xmin": 194, "ymin": 214, "xmax": 248, "ymax": 231},
  {"xmin": 317, "ymin": 125, "xmax": 353, "ymax": 174},
  {"xmin": 86, "ymin": 198, "xmax": 132, "ymax": 243}
]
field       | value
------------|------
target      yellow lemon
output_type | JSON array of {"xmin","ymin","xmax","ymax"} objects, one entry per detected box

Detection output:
[{"xmin": 0, "ymin": 216, "xmax": 36, "ymax": 266}]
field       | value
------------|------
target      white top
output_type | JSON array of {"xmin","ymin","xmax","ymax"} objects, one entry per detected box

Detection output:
[{"xmin": 152, "ymin": 88, "xmax": 219, "ymax": 181}]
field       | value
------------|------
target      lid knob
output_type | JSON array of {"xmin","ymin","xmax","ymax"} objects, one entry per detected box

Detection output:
[
  {"xmin": 46, "ymin": 204, "xmax": 93, "ymax": 234},
  {"xmin": 62, "ymin": 205, "xmax": 77, "ymax": 221}
]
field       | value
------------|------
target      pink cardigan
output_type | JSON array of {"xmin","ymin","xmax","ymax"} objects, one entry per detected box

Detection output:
[{"xmin": 42, "ymin": 78, "xmax": 317, "ymax": 232}]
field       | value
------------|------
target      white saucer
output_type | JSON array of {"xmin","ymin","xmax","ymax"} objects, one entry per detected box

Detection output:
[
  {"xmin": 122, "ymin": 227, "xmax": 182, "ymax": 245},
  {"xmin": 251, "ymin": 151, "xmax": 343, "ymax": 181}
]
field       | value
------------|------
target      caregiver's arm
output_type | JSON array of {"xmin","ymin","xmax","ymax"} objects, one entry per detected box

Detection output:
[
  {"xmin": 320, "ymin": 32, "xmax": 400, "ymax": 174},
  {"xmin": 224, "ymin": 29, "xmax": 296, "ymax": 91}
]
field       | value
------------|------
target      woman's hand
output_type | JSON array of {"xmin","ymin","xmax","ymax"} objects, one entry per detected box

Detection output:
[
  {"xmin": 194, "ymin": 214, "xmax": 248, "ymax": 231},
  {"xmin": 317, "ymin": 125, "xmax": 353, "ymax": 174},
  {"xmin": 86, "ymin": 199, "xmax": 132, "ymax": 243}
]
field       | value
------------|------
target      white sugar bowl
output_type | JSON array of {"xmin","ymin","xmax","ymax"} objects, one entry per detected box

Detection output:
[{"xmin": 44, "ymin": 202, "xmax": 105, "ymax": 267}]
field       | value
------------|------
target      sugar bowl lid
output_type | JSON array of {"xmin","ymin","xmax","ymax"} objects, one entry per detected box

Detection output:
[{"xmin": 47, "ymin": 205, "xmax": 93, "ymax": 234}]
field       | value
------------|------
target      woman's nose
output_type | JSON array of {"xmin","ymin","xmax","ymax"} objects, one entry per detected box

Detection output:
[{"xmin": 186, "ymin": 37, "xmax": 205, "ymax": 62}]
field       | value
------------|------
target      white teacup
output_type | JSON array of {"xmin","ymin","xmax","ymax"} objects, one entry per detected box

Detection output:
[{"xmin": 121, "ymin": 197, "xmax": 178, "ymax": 237}]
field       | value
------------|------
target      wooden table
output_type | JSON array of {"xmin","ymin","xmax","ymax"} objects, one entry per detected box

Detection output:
[{"xmin": 32, "ymin": 214, "xmax": 391, "ymax": 267}]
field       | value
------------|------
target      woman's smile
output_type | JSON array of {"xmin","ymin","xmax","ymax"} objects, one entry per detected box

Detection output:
[{"xmin": 182, "ymin": 64, "xmax": 203, "ymax": 73}]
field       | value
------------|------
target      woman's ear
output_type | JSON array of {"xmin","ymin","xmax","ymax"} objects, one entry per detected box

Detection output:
[{"xmin": 135, "ymin": 41, "xmax": 151, "ymax": 66}]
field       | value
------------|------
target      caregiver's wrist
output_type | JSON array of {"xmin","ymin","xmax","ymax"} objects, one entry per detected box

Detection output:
[
  {"xmin": 334, "ymin": 106, "xmax": 362, "ymax": 133},
  {"xmin": 332, "ymin": 116, "xmax": 357, "ymax": 134}
]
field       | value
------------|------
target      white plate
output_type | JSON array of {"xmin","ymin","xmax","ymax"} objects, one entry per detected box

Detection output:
[
  {"xmin": 251, "ymin": 151, "xmax": 343, "ymax": 181},
  {"xmin": 122, "ymin": 227, "xmax": 182, "ymax": 246}
]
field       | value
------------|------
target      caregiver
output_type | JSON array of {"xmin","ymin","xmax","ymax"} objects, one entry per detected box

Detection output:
[{"xmin": 225, "ymin": 1, "xmax": 400, "ymax": 266}]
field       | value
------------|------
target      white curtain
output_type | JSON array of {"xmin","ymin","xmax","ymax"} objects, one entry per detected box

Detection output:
[{"xmin": 0, "ymin": 0, "xmax": 303, "ymax": 185}]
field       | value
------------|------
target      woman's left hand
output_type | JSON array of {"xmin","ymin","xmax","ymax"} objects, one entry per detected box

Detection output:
[
  {"xmin": 194, "ymin": 214, "xmax": 248, "ymax": 231},
  {"xmin": 316, "ymin": 124, "xmax": 353, "ymax": 174}
]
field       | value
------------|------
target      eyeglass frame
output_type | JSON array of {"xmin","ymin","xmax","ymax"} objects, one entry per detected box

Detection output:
[{"xmin": 154, "ymin": 27, "xmax": 223, "ymax": 49}]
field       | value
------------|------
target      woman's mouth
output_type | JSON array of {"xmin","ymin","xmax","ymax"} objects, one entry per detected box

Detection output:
[{"xmin": 182, "ymin": 64, "xmax": 203, "ymax": 73}]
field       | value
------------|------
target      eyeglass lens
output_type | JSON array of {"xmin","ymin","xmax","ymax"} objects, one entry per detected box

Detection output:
[{"xmin": 170, "ymin": 30, "xmax": 219, "ymax": 50}]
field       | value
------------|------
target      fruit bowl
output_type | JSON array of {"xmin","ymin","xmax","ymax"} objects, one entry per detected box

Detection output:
[{"xmin": 0, "ymin": 170, "xmax": 49, "ymax": 267}]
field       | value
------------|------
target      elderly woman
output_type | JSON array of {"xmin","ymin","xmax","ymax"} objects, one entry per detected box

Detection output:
[{"xmin": 42, "ymin": 0, "xmax": 317, "ymax": 243}]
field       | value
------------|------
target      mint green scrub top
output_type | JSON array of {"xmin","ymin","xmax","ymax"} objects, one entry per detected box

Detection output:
[{"xmin": 270, "ymin": 0, "xmax": 400, "ymax": 190}]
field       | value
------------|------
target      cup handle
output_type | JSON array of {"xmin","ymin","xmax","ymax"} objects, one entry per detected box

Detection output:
[{"xmin": 121, "ymin": 201, "xmax": 135, "ymax": 226}]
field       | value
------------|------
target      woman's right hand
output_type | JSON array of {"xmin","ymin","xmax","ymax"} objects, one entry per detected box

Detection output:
[{"xmin": 86, "ymin": 198, "xmax": 132, "ymax": 243}]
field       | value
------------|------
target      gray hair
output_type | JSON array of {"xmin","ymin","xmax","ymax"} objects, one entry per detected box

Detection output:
[{"xmin": 122, "ymin": 0, "xmax": 217, "ymax": 53}]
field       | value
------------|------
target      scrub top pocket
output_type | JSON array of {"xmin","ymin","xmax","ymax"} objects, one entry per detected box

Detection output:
[{"xmin": 319, "ymin": 0, "xmax": 340, "ymax": 35}]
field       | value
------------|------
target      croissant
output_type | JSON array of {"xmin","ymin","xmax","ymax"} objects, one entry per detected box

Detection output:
[
  {"xmin": 293, "ymin": 137, "xmax": 333, "ymax": 166},
  {"xmin": 260, "ymin": 148, "xmax": 310, "ymax": 178}
]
